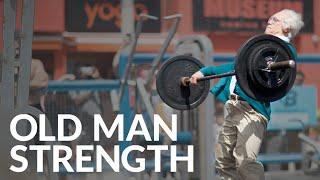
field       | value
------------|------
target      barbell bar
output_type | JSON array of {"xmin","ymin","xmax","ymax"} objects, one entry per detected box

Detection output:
[{"xmin": 180, "ymin": 60, "xmax": 295, "ymax": 86}]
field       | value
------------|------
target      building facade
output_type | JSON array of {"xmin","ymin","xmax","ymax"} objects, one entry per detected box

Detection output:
[{"xmin": 0, "ymin": 0, "xmax": 319, "ymax": 105}]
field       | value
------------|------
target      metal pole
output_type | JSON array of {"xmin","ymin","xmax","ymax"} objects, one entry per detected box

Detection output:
[
  {"xmin": 182, "ymin": 35, "xmax": 215, "ymax": 180},
  {"xmin": 200, "ymin": 35, "xmax": 216, "ymax": 180},
  {"xmin": 174, "ymin": 35, "xmax": 216, "ymax": 179},
  {"xmin": 1, "ymin": 1, "xmax": 17, "ymax": 178},
  {"xmin": 118, "ymin": 0, "xmax": 134, "ymax": 100},
  {"xmin": 145, "ymin": 14, "xmax": 182, "ymax": 90},
  {"xmin": 1, "ymin": 0, "xmax": 16, "ymax": 115},
  {"xmin": 136, "ymin": 78, "xmax": 154, "ymax": 122},
  {"xmin": 121, "ymin": 0, "xmax": 134, "ymax": 50},
  {"xmin": 16, "ymin": 0, "xmax": 35, "ymax": 109},
  {"xmin": 118, "ymin": 16, "xmax": 143, "ymax": 102},
  {"xmin": 118, "ymin": 14, "xmax": 158, "ymax": 102}
]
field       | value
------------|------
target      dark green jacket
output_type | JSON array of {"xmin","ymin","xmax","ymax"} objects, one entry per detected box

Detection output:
[{"xmin": 200, "ymin": 42, "xmax": 297, "ymax": 120}]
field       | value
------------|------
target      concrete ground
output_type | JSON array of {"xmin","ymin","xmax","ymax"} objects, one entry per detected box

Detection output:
[
  {"xmin": 265, "ymin": 171, "xmax": 320, "ymax": 180},
  {"xmin": 36, "ymin": 170, "xmax": 320, "ymax": 180}
]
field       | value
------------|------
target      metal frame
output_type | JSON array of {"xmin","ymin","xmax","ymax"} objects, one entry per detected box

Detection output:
[
  {"xmin": 1, "ymin": 1, "xmax": 17, "ymax": 179},
  {"xmin": 1, "ymin": 1, "xmax": 58, "ymax": 179},
  {"xmin": 48, "ymin": 79, "xmax": 120, "ymax": 92},
  {"xmin": 118, "ymin": 35, "xmax": 216, "ymax": 179},
  {"xmin": 119, "ymin": 14, "xmax": 158, "ymax": 102},
  {"xmin": 145, "ymin": 14, "xmax": 182, "ymax": 90},
  {"xmin": 118, "ymin": 14, "xmax": 180, "ymax": 157},
  {"xmin": 119, "ymin": 53, "xmax": 320, "ymax": 63},
  {"xmin": 176, "ymin": 35, "xmax": 216, "ymax": 179}
]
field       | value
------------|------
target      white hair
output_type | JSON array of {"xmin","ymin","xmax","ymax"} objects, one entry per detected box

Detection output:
[{"xmin": 280, "ymin": 9, "xmax": 304, "ymax": 38}]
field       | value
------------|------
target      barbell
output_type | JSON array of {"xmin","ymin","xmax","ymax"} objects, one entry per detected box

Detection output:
[{"xmin": 156, "ymin": 34, "xmax": 297, "ymax": 110}]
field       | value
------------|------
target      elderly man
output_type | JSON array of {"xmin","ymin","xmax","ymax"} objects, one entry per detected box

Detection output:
[{"xmin": 191, "ymin": 9, "xmax": 304, "ymax": 180}]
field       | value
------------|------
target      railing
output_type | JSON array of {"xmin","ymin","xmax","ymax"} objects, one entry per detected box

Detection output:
[
  {"xmin": 46, "ymin": 80, "xmax": 119, "ymax": 149},
  {"xmin": 119, "ymin": 53, "xmax": 320, "ymax": 63}
]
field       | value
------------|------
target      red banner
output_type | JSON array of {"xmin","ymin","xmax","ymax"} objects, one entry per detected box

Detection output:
[{"xmin": 193, "ymin": 0, "xmax": 313, "ymax": 32}]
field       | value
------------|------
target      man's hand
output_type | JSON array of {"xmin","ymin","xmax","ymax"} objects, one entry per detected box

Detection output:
[
  {"xmin": 58, "ymin": 74, "xmax": 76, "ymax": 81},
  {"xmin": 190, "ymin": 71, "xmax": 204, "ymax": 85}
]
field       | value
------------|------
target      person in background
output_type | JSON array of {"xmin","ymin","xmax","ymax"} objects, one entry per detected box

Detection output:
[
  {"xmin": 27, "ymin": 58, "xmax": 49, "ymax": 166},
  {"xmin": 295, "ymin": 71, "xmax": 305, "ymax": 86},
  {"xmin": 112, "ymin": 33, "xmax": 132, "ymax": 78},
  {"xmin": 69, "ymin": 65, "xmax": 102, "ymax": 147},
  {"xmin": 71, "ymin": 64, "xmax": 102, "ymax": 116},
  {"xmin": 308, "ymin": 111, "xmax": 320, "ymax": 140},
  {"xmin": 70, "ymin": 65, "xmax": 116, "ymax": 155},
  {"xmin": 29, "ymin": 58, "xmax": 49, "ymax": 112}
]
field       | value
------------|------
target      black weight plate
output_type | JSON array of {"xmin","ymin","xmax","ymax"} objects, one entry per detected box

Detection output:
[
  {"xmin": 235, "ymin": 34, "xmax": 296, "ymax": 102},
  {"xmin": 249, "ymin": 42, "xmax": 291, "ymax": 89},
  {"xmin": 156, "ymin": 55, "xmax": 210, "ymax": 110}
]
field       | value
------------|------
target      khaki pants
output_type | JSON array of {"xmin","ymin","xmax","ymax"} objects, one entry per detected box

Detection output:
[{"xmin": 215, "ymin": 99, "xmax": 267, "ymax": 180}]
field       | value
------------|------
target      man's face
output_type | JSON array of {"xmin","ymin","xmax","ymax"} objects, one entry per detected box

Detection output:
[
  {"xmin": 123, "ymin": 34, "xmax": 131, "ymax": 46},
  {"xmin": 265, "ymin": 11, "xmax": 289, "ymax": 36},
  {"xmin": 78, "ymin": 66, "xmax": 94, "ymax": 79}
]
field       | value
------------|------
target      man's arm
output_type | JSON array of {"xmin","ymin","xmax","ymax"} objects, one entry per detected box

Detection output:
[
  {"xmin": 199, "ymin": 62, "xmax": 235, "ymax": 76},
  {"xmin": 190, "ymin": 62, "xmax": 235, "ymax": 84}
]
